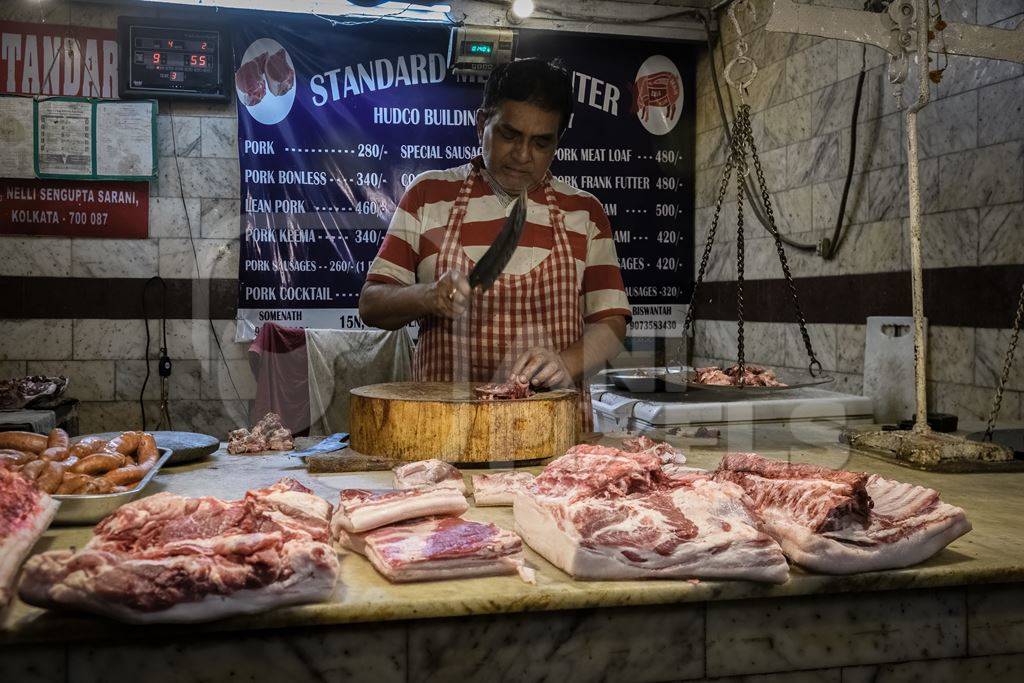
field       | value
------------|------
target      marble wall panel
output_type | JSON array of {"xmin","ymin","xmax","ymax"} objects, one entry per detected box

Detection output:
[
  {"xmin": 0, "ymin": 237, "xmax": 71, "ymax": 277},
  {"xmin": 835, "ymin": 323, "xmax": 866, "ymax": 375},
  {"xmin": 0, "ymin": 360, "xmax": 26, "ymax": 378},
  {"xmin": 73, "ymin": 320, "xmax": 147, "ymax": 360},
  {"xmin": 978, "ymin": 77, "xmax": 1024, "ymax": 147},
  {"xmin": 200, "ymin": 199, "xmax": 241, "ymax": 239},
  {"xmin": 977, "ymin": 1, "xmax": 1022, "ymax": 24},
  {"xmin": 917, "ymin": 89, "xmax": 978, "ymax": 159},
  {"xmin": 201, "ymin": 117, "xmax": 237, "ymax": 159},
  {"xmin": 159, "ymin": 238, "xmax": 239, "ymax": 279},
  {"xmin": 25, "ymin": 360, "xmax": 115, "ymax": 401},
  {"xmin": 0, "ymin": 320, "xmax": 73, "ymax": 360},
  {"xmin": 156, "ymin": 115, "xmax": 200, "ymax": 158},
  {"xmin": 200, "ymin": 359, "xmax": 258, "ymax": 401},
  {"xmin": 920, "ymin": 209, "xmax": 979, "ymax": 269},
  {"xmin": 841, "ymin": 654, "xmax": 1024, "ymax": 683},
  {"xmin": 974, "ymin": 327, "xmax": 1024, "ymax": 390},
  {"xmin": 175, "ymin": 158, "xmax": 240, "ymax": 199},
  {"xmin": 70, "ymin": 239, "xmax": 158, "ymax": 278},
  {"xmin": 937, "ymin": 141, "xmax": 1023, "ymax": 212},
  {"xmin": 968, "ymin": 583, "xmax": 1024, "ymax": 656},
  {"xmin": 115, "ymin": 359, "xmax": 203, "ymax": 401},
  {"xmin": 786, "ymin": 40, "xmax": 837, "ymax": 101},
  {"xmin": 68, "ymin": 625, "xmax": 406, "ymax": 683},
  {"xmin": 978, "ymin": 202, "xmax": 1024, "ymax": 267},
  {"xmin": 407, "ymin": 605, "xmax": 705, "ymax": 683},
  {"xmin": 706, "ymin": 589, "xmax": 966, "ymax": 677},
  {"xmin": 149, "ymin": 197, "xmax": 202, "ymax": 238},
  {"xmin": 927, "ymin": 326, "xmax": 975, "ymax": 385}
]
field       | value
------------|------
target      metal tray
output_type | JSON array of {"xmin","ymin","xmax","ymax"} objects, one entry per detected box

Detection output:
[
  {"xmin": 52, "ymin": 447, "xmax": 172, "ymax": 526},
  {"xmin": 605, "ymin": 367, "xmax": 691, "ymax": 393},
  {"xmin": 685, "ymin": 369, "xmax": 834, "ymax": 395}
]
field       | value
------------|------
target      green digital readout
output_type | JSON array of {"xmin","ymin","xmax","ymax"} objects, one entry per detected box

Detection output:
[{"xmin": 469, "ymin": 43, "xmax": 493, "ymax": 54}]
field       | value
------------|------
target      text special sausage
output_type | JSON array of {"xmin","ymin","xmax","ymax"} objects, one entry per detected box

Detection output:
[
  {"xmin": 46, "ymin": 428, "xmax": 69, "ymax": 450},
  {"xmin": 0, "ymin": 431, "xmax": 48, "ymax": 453}
]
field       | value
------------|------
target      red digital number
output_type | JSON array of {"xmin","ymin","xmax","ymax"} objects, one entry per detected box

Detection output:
[
  {"xmin": 200, "ymin": 41, "xmax": 208, "ymax": 51},
  {"xmin": 167, "ymin": 39, "xmax": 174, "ymax": 48},
  {"xmin": 152, "ymin": 52, "xmax": 161, "ymax": 64},
  {"xmin": 171, "ymin": 71, "xmax": 178, "ymax": 80},
  {"xmin": 190, "ymin": 54, "xmax": 197, "ymax": 66},
  {"xmin": 199, "ymin": 55, "xmax": 207, "ymax": 66}
]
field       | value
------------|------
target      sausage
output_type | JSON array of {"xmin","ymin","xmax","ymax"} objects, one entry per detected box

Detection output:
[
  {"xmin": 20, "ymin": 459, "xmax": 47, "ymax": 481},
  {"xmin": 46, "ymin": 428, "xmax": 70, "ymax": 450},
  {"xmin": 102, "ymin": 460, "xmax": 154, "ymax": 486},
  {"xmin": 105, "ymin": 431, "xmax": 142, "ymax": 457},
  {"xmin": 56, "ymin": 472, "xmax": 92, "ymax": 495},
  {"xmin": 0, "ymin": 449, "xmax": 36, "ymax": 466},
  {"xmin": 70, "ymin": 452, "xmax": 125, "ymax": 475},
  {"xmin": 77, "ymin": 478, "xmax": 115, "ymax": 494},
  {"xmin": 68, "ymin": 437, "xmax": 109, "ymax": 459},
  {"xmin": 36, "ymin": 461, "xmax": 65, "ymax": 494},
  {"xmin": 136, "ymin": 433, "xmax": 159, "ymax": 465},
  {"xmin": 40, "ymin": 447, "xmax": 70, "ymax": 461},
  {"xmin": 0, "ymin": 431, "xmax": 48, "ymax": 454}
]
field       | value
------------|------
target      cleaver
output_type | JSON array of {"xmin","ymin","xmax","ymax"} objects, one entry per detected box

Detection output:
[{"xmin": 468, "ymin": 189, "xmax": 528, "ymax": 291}]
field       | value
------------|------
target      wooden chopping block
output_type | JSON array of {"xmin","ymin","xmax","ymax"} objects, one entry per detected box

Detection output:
[{"xmin": 349, "ymin": 382, "xmax": 578, "ymax": 463}]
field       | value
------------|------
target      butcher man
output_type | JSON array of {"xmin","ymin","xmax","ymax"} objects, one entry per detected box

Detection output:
[{"xmin": 359, "ymin": 58, "xmax": 631, "ymax": 428}]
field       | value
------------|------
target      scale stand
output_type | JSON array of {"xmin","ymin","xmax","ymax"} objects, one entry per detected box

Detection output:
[{"xmin": 760, "ymin": 0, "xmax": 1021, "ymax": 467}]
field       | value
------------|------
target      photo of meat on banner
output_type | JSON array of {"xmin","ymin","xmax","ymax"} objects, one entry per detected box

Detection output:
[{"xmin": 235, "ymin": 38, "xmax": 297, "ymax": 125}]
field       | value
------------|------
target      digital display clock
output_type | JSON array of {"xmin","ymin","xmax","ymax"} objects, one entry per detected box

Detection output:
[
  {"xmin": 468, "ymin": 43, "xmax": 493, "ymax": 54},
  {"xmin": 118, "ymin": 16, "xmax": 230, "ymax": 101}
]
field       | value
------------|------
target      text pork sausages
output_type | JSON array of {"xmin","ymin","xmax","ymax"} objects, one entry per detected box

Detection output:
[
  {"xmin": 70, "ymin": 452, "xmax": 125, "ymax": 475},
  {"xmin": 0, "ymin": 431, "xmax": 48, "ymax": 453}
]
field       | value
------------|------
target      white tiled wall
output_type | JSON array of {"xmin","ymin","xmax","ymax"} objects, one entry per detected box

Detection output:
[{"xmin": 692, "ymin": 0, "xmax": 1024, "ymax": 423}]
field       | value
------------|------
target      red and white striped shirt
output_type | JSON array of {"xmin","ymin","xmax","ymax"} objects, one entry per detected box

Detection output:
[{"xmin": 366, "ymin": 160, "xmax": 631, "ymax": 324}]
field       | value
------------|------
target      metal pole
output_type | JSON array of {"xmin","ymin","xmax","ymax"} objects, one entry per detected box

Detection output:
[{"xmin": 905, "ymin": 0, "xmax": 930, "ymax": 433}]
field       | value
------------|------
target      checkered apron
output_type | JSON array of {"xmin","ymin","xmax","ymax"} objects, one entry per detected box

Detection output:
[{"xmin": 413, "ymin": 163, "xmax": 592, "ymax": 432}]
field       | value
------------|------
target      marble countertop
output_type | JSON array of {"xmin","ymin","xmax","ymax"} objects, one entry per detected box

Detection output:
[{"xmin": 3, "ymin": 423, "xmax": 1024, "ymax": 645}]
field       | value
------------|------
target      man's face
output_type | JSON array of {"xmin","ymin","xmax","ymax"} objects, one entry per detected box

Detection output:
[{"xmin": 477, "ymin": 99, "xmax": 561, "ymax": 193}]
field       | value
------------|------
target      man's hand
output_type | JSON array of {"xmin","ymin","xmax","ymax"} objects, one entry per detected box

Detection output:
[
  {"xmin": 426, "ymin": 270, "xmax": 472, "ymax": 319},
  {"xmin": 510, "ymin": 347, "xmax": 573, "ymax": 389}
]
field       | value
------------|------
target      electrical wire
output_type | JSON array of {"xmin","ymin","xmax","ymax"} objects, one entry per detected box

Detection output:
[
  {"xmin": 140, "ymin": 276, "xmax": 169, "ymax": 430},
  {"xmin": 167, "ymin": 102, "xmax": 245, "ymax": 408}
]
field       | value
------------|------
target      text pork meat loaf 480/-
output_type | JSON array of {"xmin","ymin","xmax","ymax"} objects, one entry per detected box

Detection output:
[{"xmin": 18, "ymin": 479, "xmax": 338, "ymax": 623}]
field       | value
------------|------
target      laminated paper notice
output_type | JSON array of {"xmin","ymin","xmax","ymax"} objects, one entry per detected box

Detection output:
[
  {"xmin": 0, "ymin": 96, "xmax": 35, "ymax": 178},
  {"xmin": 36, "ymin": 99, "xmax": 93, "ymax": 176},
  {"xmin": 96, "ymin": 101, "xmax": 155, "ymax": 178}
]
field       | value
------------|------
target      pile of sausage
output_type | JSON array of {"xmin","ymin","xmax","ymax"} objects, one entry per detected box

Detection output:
[{"xmin": 0, "ymin": 429, "xmax": 159, "ymax": 495}]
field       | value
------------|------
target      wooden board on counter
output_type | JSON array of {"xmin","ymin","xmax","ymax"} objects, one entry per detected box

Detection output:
[{"xmin": 349, "ymin": 382, "xmax": 578, "ymax": 463}]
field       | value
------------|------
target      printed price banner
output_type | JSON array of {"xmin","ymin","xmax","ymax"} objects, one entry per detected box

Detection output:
[{"xmin": 232, "ymin": 18, "xmax": 697, "ymax": 340}]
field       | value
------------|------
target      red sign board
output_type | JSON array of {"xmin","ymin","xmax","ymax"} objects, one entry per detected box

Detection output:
[
  {"xmin": 0, "ymin": 21, "xmax": 119, "ymax": 98},
  {"xmin": 0, "ymin": 178, "xmax": 148, "ymax": 238}
]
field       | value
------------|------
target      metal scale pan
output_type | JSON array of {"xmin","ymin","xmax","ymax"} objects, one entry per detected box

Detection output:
[{"xmin": 684, "ymin": 369, "xmax": 835, "ymax": 396}]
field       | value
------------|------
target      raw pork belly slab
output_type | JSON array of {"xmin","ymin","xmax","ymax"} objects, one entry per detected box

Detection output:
[
  {"xmin": 1, "ymin": 469, "xmax": 59, "ymax": 605},
  {"xmin": 472, "ymin": 472, "xmax": 536, "ymax": 506},
  {"xmin": 515, "ymin": 445, "xmax": 789, "ymax": 583},
  {"xmin": 393, "ymin": 459, "xmax": 467, "ymax": 494},
  {"xmin": 17, "ymin": 479, "xmax": 339, "ymax": 623},
  {"xmin": 331, "ymin": 487, "xmax": 469, "ymax": 534},
  {"xmin": 713, "ymin": 454, "xmax": 971, "ymax": 573},
  {"xmin": 338, "ymin": 516, "xmax": 532, "ymax": 583}
]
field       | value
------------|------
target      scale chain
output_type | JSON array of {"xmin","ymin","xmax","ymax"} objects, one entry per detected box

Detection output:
[
  {"xmin": 733, "ymin": 113, "xmax": 747, "ymax": 376},
  {"xmin": 984, "ymin": 280, "xmax": 1024, "ymax": 441},
  {"xmin": 739, "ymin": 103, "xmax": 823, "ymax": 377}
]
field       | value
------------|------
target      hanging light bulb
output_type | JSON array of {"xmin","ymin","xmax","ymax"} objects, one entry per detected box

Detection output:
[{"xmin": 507, "ymin": 0, "xmax": 535, "ymax": 24}]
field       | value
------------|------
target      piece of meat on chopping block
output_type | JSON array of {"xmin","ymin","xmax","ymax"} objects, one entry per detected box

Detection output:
[{"xmin": 349, "ymin": 382, "xmax": 577, "ymax": 463}]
